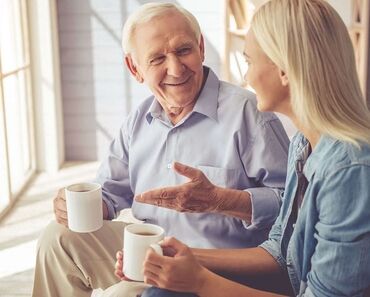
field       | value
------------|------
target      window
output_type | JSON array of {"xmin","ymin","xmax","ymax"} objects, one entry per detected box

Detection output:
[{"xmin": 0, "ymin": 0, "xmax": 35, "ymax": 213}]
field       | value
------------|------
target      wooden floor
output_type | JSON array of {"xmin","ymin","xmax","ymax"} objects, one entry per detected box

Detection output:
[{"xmin": 0, "ymin": 162, "xmax": 99, "ymax": 297}]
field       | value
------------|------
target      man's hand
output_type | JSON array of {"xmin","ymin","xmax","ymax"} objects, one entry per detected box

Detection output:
[
  {"xmin": 135, "ymin": 162, "xmax": 222, "ymax": 213},
  {"xmin": 53, "ymin": 187, "xmax": 109, "ymax": 227},
  {"xmin": 53, "ymin": 188, "xmax": 68, "ymax": 227}
]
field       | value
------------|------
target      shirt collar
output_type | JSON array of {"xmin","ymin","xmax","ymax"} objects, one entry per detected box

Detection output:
[
  {"xmin": 145, "ymin": 66, "xmax": 220, "ymax": 124},
  {"xmin": 293, "ymin": 133, "xmax": 337, "ymax": 181}
]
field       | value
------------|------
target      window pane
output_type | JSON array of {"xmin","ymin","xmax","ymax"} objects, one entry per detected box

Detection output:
[
  {"xmin": 0, "ymin": 0, "xmax": 27, "ymax": 74},
  {"xmin": 3, "ymin": 70, "xmax": 32, "ymax": 193},
  {"xmin": 0, "ymin": 94, "xmax": 10, "ymax": 207}
]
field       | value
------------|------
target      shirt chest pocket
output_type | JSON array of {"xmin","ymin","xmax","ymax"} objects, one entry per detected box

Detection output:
[{"xmin": 197, "ymin": 165, "xmax": 243, "ymax": 188}]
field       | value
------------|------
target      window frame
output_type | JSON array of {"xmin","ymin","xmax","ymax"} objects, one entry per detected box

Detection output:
[{"xmin": 0, "ymin": 0, "xmax": 36, "ymax": 217}]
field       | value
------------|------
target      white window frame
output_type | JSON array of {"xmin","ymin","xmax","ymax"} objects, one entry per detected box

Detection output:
[{"xmin": 0, "ymin": 0, "xmax": 37, "ymax": 217}]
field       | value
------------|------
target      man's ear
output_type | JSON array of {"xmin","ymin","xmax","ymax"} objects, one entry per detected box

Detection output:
[
  {"xmin": 279, "ymin": 69, "xmax": 289, "ymax": 86},
  {"xmin": 125, "ymin": 55, "xmax": 144, "ymax": 83},
  {"xmin": 199, "ymin": 34, "xmax": 205, "ymax": 62}
]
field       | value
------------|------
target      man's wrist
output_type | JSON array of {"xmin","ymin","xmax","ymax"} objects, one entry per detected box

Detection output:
[{"xmin": 213, "ymin": 187, "xmax": 252, "ymax": 222}]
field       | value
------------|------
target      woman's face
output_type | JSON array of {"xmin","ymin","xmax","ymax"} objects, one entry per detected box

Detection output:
[{"xmin": 243, "ymin": 30, "xmax": 291, "ymax": 116}]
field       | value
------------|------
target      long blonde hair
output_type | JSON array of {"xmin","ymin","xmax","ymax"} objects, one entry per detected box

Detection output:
[{"xmin": 252, "ymin": 0, "xmax": 370, "ymax": 145}]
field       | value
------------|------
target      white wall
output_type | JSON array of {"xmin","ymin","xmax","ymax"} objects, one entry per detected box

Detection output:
[
  {"xmin": 327, "ymin": 0, "xmax": 351, "ymax": 26},
  {"xmin": 58, "ymin": 0, "xmax": 223, "ymax": 161},
  {"xmin": 58, "ymin": 0, "xmax": 354, "ymax": 161}
]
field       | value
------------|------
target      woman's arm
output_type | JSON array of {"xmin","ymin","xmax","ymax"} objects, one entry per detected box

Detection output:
[
  {"xmin": 193, "ymin": 245, "xmax": 280, "ymax": 275},
  {"xmin": 197, "ymin": 268, "xmax": 287, "ymax": 297},
  {"xmin": 143, "ymin": 237, "xmax": 290, "ymax": 296},
  {"xmin": 193, "ymin": 246, "xmax": 292, "ymax": 295}
]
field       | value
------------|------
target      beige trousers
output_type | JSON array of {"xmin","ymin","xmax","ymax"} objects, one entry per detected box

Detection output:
[{"xmin": 32, "ymin": 220, "xmax": 150, "ymax": 297}]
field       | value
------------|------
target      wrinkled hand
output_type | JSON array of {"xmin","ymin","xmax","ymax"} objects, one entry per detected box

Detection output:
[
  {"xmin": 143, "ymin": 237, "xmax": 206, "ymax": 293},
  {"xmin": 53, "ymin": 188, "xmax": 68, "ymax": 227},
  {"xmin": 114, "ymin": 251, "xmax": 132, "ymax": 281},
  {"xmin": 135, "ymin": 162, "xmax": 221, "ymax": 213}
]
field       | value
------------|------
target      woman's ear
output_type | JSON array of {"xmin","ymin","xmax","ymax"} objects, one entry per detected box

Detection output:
[
  {"xmin": 279, "ymin": 69, "xmax": 289, "ymax": 86},
  {"xmin": 125, "ymin": 55, "xmax": 144, "ymax": 83}
]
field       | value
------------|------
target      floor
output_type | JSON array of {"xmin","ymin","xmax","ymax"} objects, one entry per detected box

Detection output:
[{"xmin": 0, "ymin": 162, "xmax": 99, "ymax": 297}]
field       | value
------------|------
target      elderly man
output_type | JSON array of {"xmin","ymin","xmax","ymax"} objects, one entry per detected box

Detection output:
[{"xmin": 32, "ymin": 3, "xmax": 289, "ymax": 297}]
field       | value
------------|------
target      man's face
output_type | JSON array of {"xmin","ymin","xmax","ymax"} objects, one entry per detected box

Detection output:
[{"xmin": 126, "ymin": 11, "xmax": 205, "ymax": 109}]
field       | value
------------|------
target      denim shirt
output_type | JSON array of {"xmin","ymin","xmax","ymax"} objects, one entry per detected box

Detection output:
[{"xmin": 261, "ymin": 133, "xmax": 370, "ymax": 296}]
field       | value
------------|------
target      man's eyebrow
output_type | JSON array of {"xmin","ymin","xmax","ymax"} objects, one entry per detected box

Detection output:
[
  {"xmin": 176, "ymin": 42, "xmax": 193, "ymax": 49},
  {"xmin": 145, "ymin": 41, "xmax": 195, "ymax": 60},
  {"xmin": 243, "ymin": 51, "xmax": 250, "ymax": 58}
]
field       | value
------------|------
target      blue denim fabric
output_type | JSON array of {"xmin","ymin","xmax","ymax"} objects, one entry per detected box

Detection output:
[
  {"xmin": 260, "ymin": 133, "xmax": 370, "ymax": 296},
  {"xmin": 141, "ymin": 287, "xmax": 197, "ymax": 297}
]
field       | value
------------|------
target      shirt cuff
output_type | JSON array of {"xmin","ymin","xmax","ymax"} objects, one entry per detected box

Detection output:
[
  {"xmin": 241, "ymin": 188, "xmax": 281, "ymax": 230},
  {"xmin": 301, "ymin": 286, "xmax": 315, "ymax": 297},
  {"xmin": 260, "ymin": 239, "xmax": 287, "ymax": 270}
]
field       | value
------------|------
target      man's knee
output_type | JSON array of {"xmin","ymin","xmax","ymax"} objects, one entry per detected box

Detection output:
[
  {"xmin": 36, "ymin": 220, "xmax": 74, "ymax": 256},
  {"xmin": 36, "ymin": 220, "xmax": 125, "ymax": 261}
]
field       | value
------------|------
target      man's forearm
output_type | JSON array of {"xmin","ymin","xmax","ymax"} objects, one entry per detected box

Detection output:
[
  {"xmin": 192, "ymin": 246, "xmax": 281, "ymax": 276},
  {"xmin": 214, "ymin": 187, "xmax": 252, "ymax": 222}
]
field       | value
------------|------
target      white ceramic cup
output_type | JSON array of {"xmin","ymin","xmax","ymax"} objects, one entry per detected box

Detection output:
[
  {"xmin": 123, "ymin": 223, "xmax": 164, "ymax": 281},
  {"xmin": 65, "ymin": 182, "xmax": 103, "ymax": 233}
]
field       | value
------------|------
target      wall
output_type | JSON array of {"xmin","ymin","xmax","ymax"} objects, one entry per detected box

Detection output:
[
  {"xmin": 327, "ymin": 0, "xmax": 351, "ymax": 26},
  {"xmin": 58, "ymin": 0, "xmax": 364, "ymax": 161},
  {"xmin": 57, "ymin": 0, "xmax": 223, "ymax": 161}
]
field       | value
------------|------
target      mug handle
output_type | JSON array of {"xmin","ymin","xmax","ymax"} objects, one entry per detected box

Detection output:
[{"xmin": 149, "ymin": 243, "xmax": 163, "ymax": 256}]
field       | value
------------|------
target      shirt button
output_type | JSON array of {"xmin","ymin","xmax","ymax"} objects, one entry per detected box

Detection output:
[{"xmin": 167, "ymin": 163, "xmax": 172, "ymax": 169}]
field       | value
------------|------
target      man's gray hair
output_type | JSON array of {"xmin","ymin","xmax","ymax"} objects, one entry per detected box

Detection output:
[{"xmin": 122, "ymin": 2, "xmax": 201, "ymax": 54}]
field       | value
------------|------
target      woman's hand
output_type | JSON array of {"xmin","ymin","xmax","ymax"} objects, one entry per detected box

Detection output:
[
  {"xmin": 143, "ymin": 237, "xmax": 208, "ymax": 293},
  {"xmin": 114, "ymin": 250, "xmax": 132, "ymax": 281}
]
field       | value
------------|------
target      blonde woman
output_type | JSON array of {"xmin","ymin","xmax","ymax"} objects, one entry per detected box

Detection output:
[{"xmin": 115, "ymin": 0, "xmax": 370, "ymax": 296}]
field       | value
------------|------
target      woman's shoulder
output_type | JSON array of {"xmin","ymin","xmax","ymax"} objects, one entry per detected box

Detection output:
[{"xmin": 312, "ymin": 136, "xmax": 370, "ymax": 178}]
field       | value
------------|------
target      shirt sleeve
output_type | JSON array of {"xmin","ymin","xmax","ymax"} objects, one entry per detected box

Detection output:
[
  {"xmin": 241, "ymin": 115, "xmax": 290, "ymax": 230},
  {"xmin": 94, "ymin": 119, "xmax": 133, "ymax": 220},
  {"xmin": 259, "ymin": 135, "xmax": 297, "ymax": 270},
  {"xmin": 302, "ymin": 165, "xmax": 370, "ymax": 296},
  {"xmin": 259, "ymin": 204, "xmax": 287, "ymax": 270}
]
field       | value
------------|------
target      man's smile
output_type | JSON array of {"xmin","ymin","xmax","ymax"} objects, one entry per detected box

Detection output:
[{"xmin": 163, "ymin": 75, "xmax": 192, "ymax": 86}]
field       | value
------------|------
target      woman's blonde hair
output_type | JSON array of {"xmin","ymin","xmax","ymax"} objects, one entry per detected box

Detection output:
[
  {"xmin": 252, "ymin": 0, "xmax": 370, "ymax": 145},
  {"xmin": 122, "ymin": 2, "xmax": 201, "ymax": 55}
]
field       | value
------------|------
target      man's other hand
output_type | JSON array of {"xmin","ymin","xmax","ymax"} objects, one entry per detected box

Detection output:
[
  {"xmin": 135, "ymin": 162, "xmax": 222, "ymax": 213},
  {"xmin": 53, "ymin": 188, "xmax": 68, "ymax": 227}
]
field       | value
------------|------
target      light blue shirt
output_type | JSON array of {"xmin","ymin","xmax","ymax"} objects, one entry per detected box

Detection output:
[
  {"xmin": 261, "ymin": 133, "xmax": 370, "ymax": 296},
  {"xmin": 96, "ymin": 67, "xmax": 290, "ymax": 248}
]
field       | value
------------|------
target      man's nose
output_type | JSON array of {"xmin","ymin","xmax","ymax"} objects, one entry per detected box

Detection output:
[{"xmin": 166, "ymin": 55, "xmax": 185, "ymax": 77}]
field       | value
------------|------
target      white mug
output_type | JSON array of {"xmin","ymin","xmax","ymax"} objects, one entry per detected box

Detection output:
[
  {"xmin": 65, "ymin": 182, "xmax": 103, "ymax": 233},
  {"xmin": 123, "ymin": 223, "xmax": 164, "ymax": 281}
]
